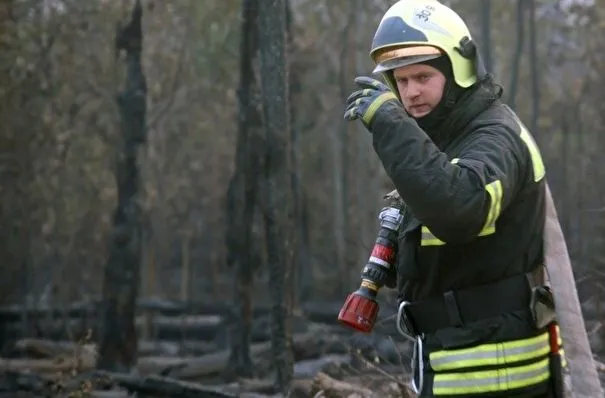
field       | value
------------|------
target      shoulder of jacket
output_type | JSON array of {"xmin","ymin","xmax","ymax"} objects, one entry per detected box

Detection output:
[
  {"xmin": 457, "ymin": 104, "xmax": 546, "ymax": 182},
  {"xmin": 461, "ymin": 104, "xmax": 528, "ymax": 145}
]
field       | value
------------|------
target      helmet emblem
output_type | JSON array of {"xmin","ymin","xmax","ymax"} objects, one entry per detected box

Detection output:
[{"xmin": 415, "ymin": 5, "xmax": 435, "ymax": 23}]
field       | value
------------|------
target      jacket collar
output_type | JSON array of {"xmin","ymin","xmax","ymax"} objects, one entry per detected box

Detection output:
[{"xmin": 420, "ymin": 77, "xmax": 503, "ymax": 149}]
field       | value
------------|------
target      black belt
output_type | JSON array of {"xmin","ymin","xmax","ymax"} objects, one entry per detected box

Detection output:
[{"xmin": 399, "ymin": 273, "xmax": 533, "ymax": 336}]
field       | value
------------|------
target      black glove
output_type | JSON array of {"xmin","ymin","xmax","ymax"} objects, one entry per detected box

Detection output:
[{"xmin": 344, "ymin": 76, "xmax": 400, "ymax": 128}]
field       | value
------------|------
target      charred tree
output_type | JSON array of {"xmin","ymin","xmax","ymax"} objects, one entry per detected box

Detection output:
[
  {"xmin": 528, "ymin": 0, "xmax": 540, "ymax": 136},
  {"xmin": 224, "ymin": 0, "xmax": 263, "ymax": 379},
  {"xmin": 331, "ymin": 2, "xmax": 352, "ymax": 296},
  {"xmin": 479, "ymin": 0, "xmax": 493, "ymax": 73},
  {"xmin": 98, "ymin": 0, "xmax": 147, "ymax": 372},
  {"xmin": 258, "ymin": 0, "xmax": 294, "ymax": 393},
  {"xmin": 508, "ymin": 0, "xmax": 526, "ymax": 110},
  {"xmin": 285, "ymin": 0, "xmax": 311, "ymax": 306}
]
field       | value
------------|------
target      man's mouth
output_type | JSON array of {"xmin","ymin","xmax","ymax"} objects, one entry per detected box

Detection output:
[{"xmin": 409, "ymin": 104, "xmax": 430, "ymax": 114}]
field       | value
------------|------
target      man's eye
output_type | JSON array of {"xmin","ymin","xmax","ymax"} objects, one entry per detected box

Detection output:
[{"xmin": 418, "ymin": 75, "xmax": 429, "ymax": 82}]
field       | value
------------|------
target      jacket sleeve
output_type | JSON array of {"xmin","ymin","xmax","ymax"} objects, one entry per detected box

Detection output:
[{"xmin": 370, "ymin": 102, "xmax": 526, "ymax": 244}]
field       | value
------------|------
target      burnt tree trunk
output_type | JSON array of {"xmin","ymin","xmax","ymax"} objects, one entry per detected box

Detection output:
[
  {"xmin": 258, "ymin": 0, "xmax": 294, "ymax": 393},
  {"xmin": 225, "ymin": 0, "xmax": 263, "ymax": 379},
  {"xmin": 508, "ymin": 0, "xmax": 526, "ymax": 110},
  {"xmin": 528, "ymin": 0, "xmax": 540, "ymax": 136},
  {"xmin": 479, "ymin": 0, "xmax": 493, "ymax": 73},
  {"xmin": 98, "ymin": 0, "xmax": 147, "ymax": 372},
  {"xmin": 285, "ymin": 0, "xmax": 311, "ymax": 306},
  {"xmin": 335, "ymin": 3, "xmax": 355, "ymax": 295}
]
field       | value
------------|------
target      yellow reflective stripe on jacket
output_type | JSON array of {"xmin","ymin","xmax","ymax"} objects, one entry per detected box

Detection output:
[
  {"xmin": 478, "ymin": 180, "xmax": 503, "ymax": 236},
  {"xmin": 420, "ymin": 179, "xmax": 503, "ymax": 246},
  {"xmin": 420, "ymin": 157, "xmax": 455, "ymax": 246},
  {"xmin": 420, "ymin": 157, "xmax": 504, "ymax": 246},
  {"xmin": 433, "ymin": 357, "xmax": 551, "ymax": 396},
  {"xmin": 429, "ymin": 330, "xmax": 552, "ymax": 371},
  {"xmin": 421, "ymin": 226, "xmax": 445, "ymax": 246},
  {"xmin": 516, "ymin": 121, "xmax": 545, "ymax": 182}
]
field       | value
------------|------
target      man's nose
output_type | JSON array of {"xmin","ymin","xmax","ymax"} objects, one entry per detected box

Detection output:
[{"xmin": 404, "ymin": 81, "xmax": 421, "ymax": 99}]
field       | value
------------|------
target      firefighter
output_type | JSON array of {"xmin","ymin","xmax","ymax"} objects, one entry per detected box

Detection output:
[{"xmin": 344, "ymin": 1, "xmax": 564, "ymax": 397}]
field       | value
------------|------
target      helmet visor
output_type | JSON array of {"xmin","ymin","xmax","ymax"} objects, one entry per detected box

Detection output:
[
  {"xmin": 373, "ymin": 54, "xmax": 442, "ymax": 74},
  {"xmin": 372, "ymin": 45, "xmax": 443, "ymax": 74}
]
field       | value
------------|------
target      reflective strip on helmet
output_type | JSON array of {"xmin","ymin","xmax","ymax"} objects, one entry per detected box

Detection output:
[
  {"xmin": 429, "ymin": 330, "xmax": 553, "ymax": 371},
  {"xmin": 432, "ymin": 357, "xmax": 551, "ymax": 396},
  {"xmin": 478, "ymin": 179, "xmax": 503, "ymax": 236}
]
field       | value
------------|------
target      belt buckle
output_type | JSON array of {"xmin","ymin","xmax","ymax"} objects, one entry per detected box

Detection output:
[{"xmin": 396, "ymin": 301, "xmax": 418, "ymax": 341}]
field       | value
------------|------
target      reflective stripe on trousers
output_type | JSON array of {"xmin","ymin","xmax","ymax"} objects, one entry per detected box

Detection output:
[{"xmin": 427, "ymin": 327, "xmax": 565, "ymax": 396}]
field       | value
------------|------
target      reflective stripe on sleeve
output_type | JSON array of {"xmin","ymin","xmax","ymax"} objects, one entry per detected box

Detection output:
[
  {"xmin": 420, "ymin": 179, "xmax": 503, "ymax": 246},
  {"xmin": 421, "ymin": 226, "xmax": 446, "ymax": 246},
  {"xmin": 478, "ymin": 179, "xmax": 503, "ymax": 236}
]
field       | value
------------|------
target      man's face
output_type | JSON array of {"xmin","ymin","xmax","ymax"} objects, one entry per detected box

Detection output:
[{"xmin": 393, "ymin": 63, "xmax": 446, "ymax": 118}]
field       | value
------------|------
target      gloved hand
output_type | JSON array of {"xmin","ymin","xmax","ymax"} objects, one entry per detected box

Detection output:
[{"xmin": 344, "ymin": 76, "xmax": 400, "ymax": 128}]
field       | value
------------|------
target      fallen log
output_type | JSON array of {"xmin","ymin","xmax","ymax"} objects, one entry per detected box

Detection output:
[
  {"xmin": 293, "ymin": 355, "xmax": 351, "ymax": 379},
  {"xmin": 136, "ymin": 314, "xmax": 225, "ymax": 341},
  {"xmin": 96, "ymin": 371, "xmax": 237, "ymax": 398},
  {"xmin": 311, "ymin": 372, "xmax": 375, "ymax": 397},
  {"xmin": 0, "ymin": 369, "xmax": 51, "ymax": 394},
  {"xmin": 3, "ymin": 314, "xmax": 225, "ymax": 342},
  {"xmin": 88, "ymin": 390, "xmax": 130, "ymax": 398},
  {"xmin": 6, "ymin": 331, "xmax": 400, "ymax": 380},
  {"xmin": 13, "ymin": 337, "xmax": 217, "ymax": 359},
  {"xmin": 150, "ymin": 338, "xmax": 280, "ymax": 380},
  {"xmin": 0, "ymin": 298, "xmax": 231, "ymax": 323},
  {"xmin": 0, "ymin": 353, "xmax": 95, "ymax": 374},
  {"xmin": 138, "ymin": 339, "xmax": 217, "ymax": 356},
  {"xmin": 0, "ymin": 299, "xmax": 373, "ymax": 326},
  {"xmin": 147, "ymin": 332, "xmax": 346, "ymax": 379},
  {"xmin": 311, "ymin": 372, "xmax": 416, "ymax": 398},
  {"xmin": 0, "ymin": 369, "xmax": 237, "ymax": 398},
  {"xmin": 14, "ymin": 338, "xmax": 97, "ymax": 359},
  {"xmin": 0, "ymin": 302, "xmax": 95, "ymax": 323}
]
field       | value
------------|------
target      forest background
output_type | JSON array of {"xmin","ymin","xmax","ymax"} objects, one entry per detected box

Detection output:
[{"xmin": 1, "ymin": 0, "xmax": 604, "ymax": 396}]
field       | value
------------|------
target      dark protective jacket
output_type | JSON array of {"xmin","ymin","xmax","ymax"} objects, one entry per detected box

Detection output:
[{"xmin": 370, "ymin": 79, "xmax": 556, "ymax": 397}]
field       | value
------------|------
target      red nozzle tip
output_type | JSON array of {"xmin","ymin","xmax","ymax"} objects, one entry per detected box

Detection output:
[{"xmin": 338, "ymin": 292, "xmax": 379, "ymax": 333}]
